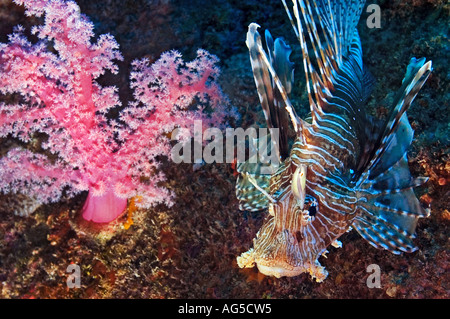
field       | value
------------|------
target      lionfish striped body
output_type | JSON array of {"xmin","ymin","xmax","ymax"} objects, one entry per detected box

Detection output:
[{"xmin": 236, "ymin": 0, "xmax": 432, "ymax": 281}]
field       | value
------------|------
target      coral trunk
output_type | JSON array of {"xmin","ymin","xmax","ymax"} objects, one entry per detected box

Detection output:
[{"xmin": 82, "ymin": 189, "xmax": 127, "ymax": 223}]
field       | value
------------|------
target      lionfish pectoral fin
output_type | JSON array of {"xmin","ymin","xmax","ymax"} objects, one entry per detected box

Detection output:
[
  {"xmin": 354, "ymin": 156, "xmax": 428, "ymax": 254},
  {"xmin": 236, "ymin": 169, "xmax": 275, "ymax": 211},
  {"xmin": 246, "ymin": 23, "xmax": 299, "ymax": 158},
  {"xmin": 353, "ymin": 58, "xmax": 432, "ymax": 254},
  {"xmin": 266, "ymin": 30, "xmax": 295, "ymax": 160},
  {"xmin": 235, "ymin": 135, "xmax": 278, "ymax": 211},
  {"xmin": 368, "ymin": 57, "xmax": 432, "ymax": 177}
]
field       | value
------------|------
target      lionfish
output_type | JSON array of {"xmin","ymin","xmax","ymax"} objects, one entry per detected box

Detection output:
[{"xmin": 235, "ymin": 0, "xmax": 432, "ymax": 282}]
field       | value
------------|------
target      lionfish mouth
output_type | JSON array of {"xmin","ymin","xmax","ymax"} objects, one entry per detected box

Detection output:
[
  {"xmin": 237, "ymin": 207, "xmax": 329, "ymax": 281},
  {"xmin": 237, "ymin": 243, "xmax": 329, "ymax": 281},
  {"xmin": 256, "ymin": 261, "xmax": 305, "ymax": 278}
]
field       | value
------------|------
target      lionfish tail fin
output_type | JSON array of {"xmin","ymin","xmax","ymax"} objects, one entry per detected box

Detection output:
[{"xmin": 353, "ymin": 58, "xmax": 432, "ymax": 254}]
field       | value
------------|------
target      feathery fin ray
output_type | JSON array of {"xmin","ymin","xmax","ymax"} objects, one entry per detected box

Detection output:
[{"xmin": 354, "ymin": 58, "xmax": 432, "ymax": 253}]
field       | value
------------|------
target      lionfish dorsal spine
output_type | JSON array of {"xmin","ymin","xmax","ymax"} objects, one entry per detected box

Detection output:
[{"xmin": 283, "ymin": 0, "xmax": 367, "ymax": 119}]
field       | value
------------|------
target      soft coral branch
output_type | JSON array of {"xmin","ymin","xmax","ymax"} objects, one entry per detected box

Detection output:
[{"xmin": 0, "ymin": 148, "xmax": 83, "ymax": 202}]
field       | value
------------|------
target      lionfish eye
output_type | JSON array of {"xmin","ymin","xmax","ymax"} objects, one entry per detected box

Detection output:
[
  {"xmin": 308, "ymin": 205, "xmax": 317, "ymax": 217},
  {"xmin": 303, "ymin": 195, "xmax": 318, "ymax": 217}
]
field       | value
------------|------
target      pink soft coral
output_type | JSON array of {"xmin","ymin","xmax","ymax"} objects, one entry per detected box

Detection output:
[{"xmin": 0, "ymin": 0, "xmax": 234, "ymax": 223}]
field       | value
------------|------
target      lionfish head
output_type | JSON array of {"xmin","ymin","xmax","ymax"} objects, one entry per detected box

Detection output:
[
  {"xmin": 237, "ymin": 161, "xmax": 330, "ymax": 281},
  {"xmin": 239, "ymin": 197, "xmax": 329, "ymax": 280}
]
